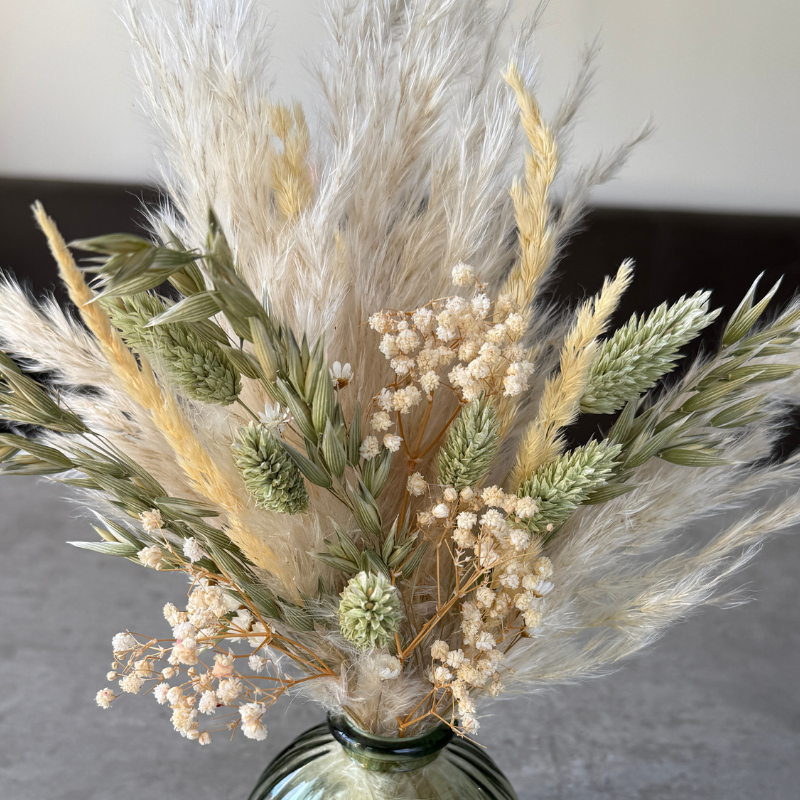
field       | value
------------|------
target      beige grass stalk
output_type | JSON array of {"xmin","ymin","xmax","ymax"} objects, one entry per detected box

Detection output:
[
  {"xmin": 495, "ymin": 63, "xmax": 558, "ymax": 441},
  {"xmin": 270, "ymin": 102, "xmax": 314, "ymax": 221},
  {"xmin": 509, "ymin": 261, "xmax": 633, "ymax": 490},
  {"xmin": 32, "ymin": 203, "xmax": 293, "ymax": 590},
  {"xmin": 500, "ymin": 62, "xmax": 558, "ymax": 316}
]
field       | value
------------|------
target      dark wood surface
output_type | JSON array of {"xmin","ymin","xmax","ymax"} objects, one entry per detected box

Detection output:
[
  {"xmin": 2, "ymin": 174, "xmax": 799, "ymax": 449},
  {"xmin": 3, "ymin": 175, "xmax": 798, "ymax": 315}
]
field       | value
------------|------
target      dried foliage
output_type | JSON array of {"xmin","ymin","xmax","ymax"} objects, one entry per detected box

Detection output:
[{"xmin": 1, "ymin": 0, "xmax": 798, "ymax": 747}]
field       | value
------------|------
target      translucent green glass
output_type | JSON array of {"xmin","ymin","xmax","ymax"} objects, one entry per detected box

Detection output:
[{"xmin": 248, "ymin": 715, "xmax": 519, "ymax": 800}]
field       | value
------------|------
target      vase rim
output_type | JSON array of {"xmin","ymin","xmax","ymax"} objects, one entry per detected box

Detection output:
[{"xmin": 326, "ymin": 713, "xmax": 454, "ymax": 761}]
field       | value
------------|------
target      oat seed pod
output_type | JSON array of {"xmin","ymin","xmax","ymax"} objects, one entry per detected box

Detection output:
[
  {"xmin": 109, "ymin": 294, "xmax": 241, "ymax": 405},
  {"xmin": 438, "ymin": 396, "xmax": 499, "ymax": 490},
  {"xmin": 232, "ymin": 422, "xmax": 309, "ymax": 514},
  {"xmin": 338, "ymin": 571, "xmax": 401, "ymax": 651},
  {"xmin": 581, "ymin": 292, "xmax": 719, "ymax": 415},
  {"xmin": 517, "ymin": 440, "xmax": 622, "ymax": 534}
]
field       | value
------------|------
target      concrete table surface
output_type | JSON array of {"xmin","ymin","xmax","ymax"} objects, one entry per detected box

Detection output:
[{"xmin": 1, "ymin": 477, "xmax": 798, "ymax": 800}]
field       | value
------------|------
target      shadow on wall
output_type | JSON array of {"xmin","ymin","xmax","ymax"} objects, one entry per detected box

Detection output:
[{"xmin": 2, "ymin": 174, "xmax": 800, "ymax": 449}]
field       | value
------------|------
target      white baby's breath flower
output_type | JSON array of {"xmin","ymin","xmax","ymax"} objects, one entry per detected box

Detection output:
[
  {"xmin": 523, "ymin": 609, "xmax": 542, "ymax": 629},
  {"xmin": 383, "ymin": 434, "xmax": 402, "ymax": 453},
  {"xmin": 212, "ymin": 652, "xmax": 235, "ymax": 679},
  {"xmin": 153, "ymin": 682, "xmax": 171, "ymax": 705},
  {"xmin": 458, "ymin": 338, "xmax": 481, "ymax": 362},
  {"xmin": 369, "ymin": 311, "xmax": 393, "ymax": 334},
  {"xmin": 432, "ymin": 503, "xmax": 450, "ymax": 519},
  {"xmin": 418, "ymin": 511, "xmax": 435, "ymax": 526},
  {"xmin": 471, "ymin": 294, "xmax": 491, "ymax": 317},
  {"xmin": 456, "ymin": 511, "xmax": 477, "ymax": 530},
  {"xmin": 359, "ymin": 436, "xmax": 381, "ymax": 460},
  {"xmin": 396, "ymin": 328, "xmax": 421, "ymax": 354},
  {"xmin": 199, "ymin": 732, "xmax": 211, "ymax": 746},
  {"xmin": 436, "ymin": 320, "xmax": 458, "ymax": 342},
  {"xmin": 431, "ymin": 640, "xmax": 449, "ymax": 661},
  {"xmin": 467, "ymin": 357, "xmax": 491, "ymax": 380},
  {"xmin": 166, "ymin": 686, "xmax": 185, "ymax": 707},
  {"xmin": 379, "ymin": 334, "xmax": 399, "ymax": 359},
  {"xmin": 475, "ymin": 585, "xmax": 495, "ymax": 608},
  {"xmin": 514, "ymin": 592, "xmax": 534, "ymax": 611},
  {"xmin": 119, "ymin": 673, "xmax": 145, "ymax": 694},
  {"xmin": 481, "ymin": 486, "xmax": 505, "ymax": 507},
  {"xmin": 533, "ymin": 557, "xmax": 554, "ymax": 578},
  {"xmin": 139, "ymin": 508, "xmax": 163, "ymax": 533},
  {"xmin": 370, "ymin": 411, "xmax": 393, "ymax": 431},
  {"xmin": 182, "ymin": 538, "xmax": 206, "ymax": 564},
  {"xmin": 407, "ymin": 472, "xmax": 427, "ymax": 496},
  {"xmin": 432, "ymin": 665, "xmax": 453, "ymax": 685},
  {"xmin": 198, "ymin": 690, "xmax": 217, "ymax": 715},
  {"xmin": 451, "ymin": 262, "xmax": 475, "ymax": 287},
  {"xmin": 515, "ymin": 496, "xmax": 538, "ymax": 519},
  {"xmin": 162, "ymin": 603, "xmax": 184, "ymax": 626},
  {"xmin": 505, "ymin": 312, "xmax": 526, "ymax": 341},
  {"xmin": 443, "ymin": 486, "xmax": 458, "ymax": 503},
  {"xmin": 478, "ymin": 342, "xmax": 502, "ymax": 366},
  {"xmin": 459, "ymin": 487, "xmax": 475, "ymax": 502},
  {"xmin": 412, "ymin": 307, "xmax": 436, "ymax": 335},
  {"xmin": 134, "ymin": 659, "xmax": 154, "ymax": 679},
  {"xmin": 216, "ymin": 678, "xmax": 243, "ymax": 705},
  {"xmin": 446, "ymin": 649, "xmax": 466, "ymax": 669},
  {"xmin": 248, "ymin": 654, "xmax": 267, "ymax": 673},
  {"xmin": 112, "ymin": 632, "xmax": 137, "ymax": 653},
  {"xmin": 509, "ymin": 528, "xmax": 531, "ymax": 551},
  {"xmin": 416, "ymin": 348, "xmax": 439, "ymax": 372},
  {"xmin": 461, "ymin": 714, "xmax": 481, "ymax": 734},
  {"xmin": 485, "ymin": 323, "xmax": 507, "ymax": 344},
  {"xmin": 500, "ymin": 572, "xmax": 520, "ymax": 590},
  {"xmin": 239, "ymin": 702, "xmax": 268, "ymax": 741},
  {"xmin": 390, "ymin": 355, "xmax": 415, "ymax": 376},
  {"xmin": 137, "ymin": 545, "xmax": 163, "ymax": 570},
  {"xmin": 452, "ymin": 527, "xmax": 476, "ymax": 548},
  {"xmin": 96, "ymin": 688, "xmax": 115, "ymax": 709},
  {"xmin": 377, "ymin": 388, "xmax": 395, "ymax": 412},
  {"xmin": 330, "ymin": 361, "xmax": 353, "ymax": 388},
  {"xmin": 419, "ymin": 370, "xmax": 440, "ymax": 395},
  {"xmin": 480, "ymin": 509, "xmax": 507, "ymax": 535},
  {"xmin": 393, "ymin": 385, "xmax": 423, "ymax": 414}
]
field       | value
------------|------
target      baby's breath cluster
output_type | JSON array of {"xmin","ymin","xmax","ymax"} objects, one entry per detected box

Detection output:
[
  {"xmin": 97, "ymin": 579, "xmax": 285, "ymax": 745},
  {"xmin": 367, "ymin": 264, "xmax": 534, "ymax": 415},
  {"xmin": 415, "ymin": 482, "xmax": 554, "ymax": 734}
]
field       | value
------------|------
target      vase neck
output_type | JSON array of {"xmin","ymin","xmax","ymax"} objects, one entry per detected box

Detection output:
[{"xmin": 327, "ymin": 714, "xmax": 454, "ymax": 773}]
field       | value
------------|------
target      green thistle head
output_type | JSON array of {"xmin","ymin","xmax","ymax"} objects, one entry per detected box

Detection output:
[
  {"xmin": 232, "ymin": 422, "xmax": 309, "ymax": 514},
  {"xmin": 338, "ymin": 571, "xmax": 402, "ymax": 651}
]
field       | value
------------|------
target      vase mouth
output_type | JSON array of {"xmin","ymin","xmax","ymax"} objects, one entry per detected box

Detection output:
[{"xmin": 326, "ymin": 713, "xmax": 454, "ymax": 772}]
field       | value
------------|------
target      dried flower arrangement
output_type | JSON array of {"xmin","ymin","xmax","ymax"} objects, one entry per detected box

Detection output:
[{"xmin": 2, "ymin": 0, "xmax": 800, "ymax": 750}]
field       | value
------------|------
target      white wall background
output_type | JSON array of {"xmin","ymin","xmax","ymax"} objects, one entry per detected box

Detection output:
[{"xmin": 0, "ymin": 0, "xmax": 798, "ymax": 214}]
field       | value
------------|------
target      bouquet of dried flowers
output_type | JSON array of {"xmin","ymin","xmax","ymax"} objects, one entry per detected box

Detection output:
[{"xmin": 2, "ymin": 0, "xmax": 800, "ymax": 748}]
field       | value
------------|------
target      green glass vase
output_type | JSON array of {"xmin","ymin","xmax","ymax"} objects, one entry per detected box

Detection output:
[{"xmin": 247, "ymin": 714, "xmax": 519, "ymax": 800}]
